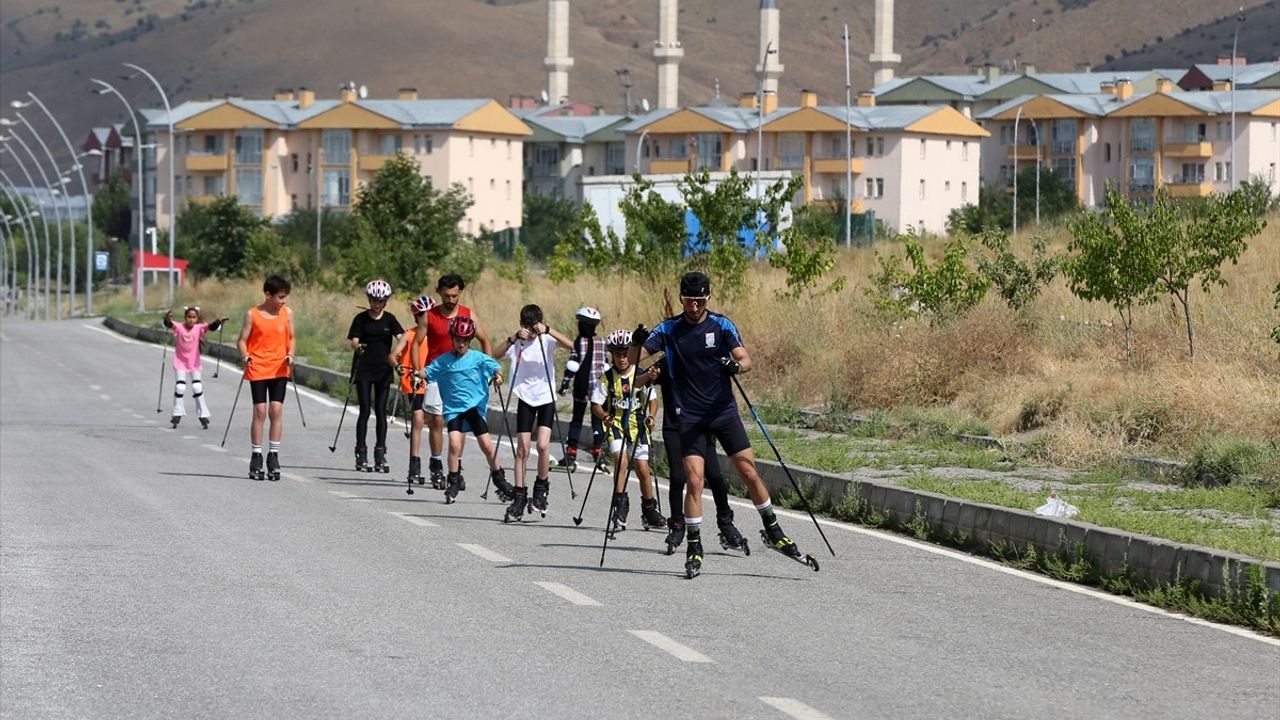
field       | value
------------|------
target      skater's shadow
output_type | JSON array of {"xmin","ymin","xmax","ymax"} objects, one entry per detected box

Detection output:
[
  {"xmin": 495, "ymin": 562, "xmax": 674, "ymax": 578},
  {"xmin": 160, "ymin": 471, "xmax": 255, "ymax": 481},
  {"xmin": 321, "ymin": 477, "xmax": 404, "ymax": 487},
  {"xmin": 279, "ymin": 464, "xmax": 358, "ymax": 473}
]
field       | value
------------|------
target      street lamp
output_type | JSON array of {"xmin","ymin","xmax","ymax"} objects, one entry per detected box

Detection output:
[
  {"xmin": 1230, "ymin": 6, "xmax": 1245, "ymax": 190},
  {"xmin": 0, "ymin": 129, "xmax": 61, "ymax": 319},
  {"xmin": 843, "ymin": 24, "xmax": 853, "ymax": 248},
  {"xmin": 0, "ymin": 168, "xmax": 45, "ymax": 318},
  {"xmin": 124, "ymin": 63, "xmax": 175, "ymax": 308},
  {"xmin": 1013, "ymin": 107, "xmax": 1022, "ymax": 236},
  {"xmin": 16, "ymin": 94, "xmax": 97, "ymax": 316},
  {"xmin": 4, "ymin": 114, "xmax": 71, "ymax": 319},
  {"xmin": 92, "ymin": 78, "xmax": 146, "ymax": 311}
]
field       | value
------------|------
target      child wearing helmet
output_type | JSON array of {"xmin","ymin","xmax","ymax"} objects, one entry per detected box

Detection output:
[
  {"xmin": 346, "ymin": 279, "xmax": 404, "ymax": 473},
  {"xmin": 417, "ymin": 315, "xmax": 512, "ymax": 503},
  {"xmin": 162, "ymin": 305, "xmax": 229, "ymax": 430},
  {"xmin": 591, "ymin": 329, "xmax": 667, "ymax": 533},
  {"xmin": 559, "ymin": 306, "xmax": 607, "ymax": 471},
  {"xmin": 389, "ymin": 294, "xmax": 435, "ymax": 490}
]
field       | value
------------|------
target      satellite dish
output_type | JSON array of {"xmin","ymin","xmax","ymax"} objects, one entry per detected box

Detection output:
[
  {"xmin": 358, "ymin": 84, "xmax": 368, "ymax": 99},
  {"xmin": 640, "ymin": 98, "xmax": 650, "ymax": 113},
  {"xmin": 540, "ymin": 89, "xmax": 550, "ymax": 104}
]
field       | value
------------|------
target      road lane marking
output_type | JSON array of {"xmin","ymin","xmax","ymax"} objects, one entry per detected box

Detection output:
[
  {"xmin": 202, "ymin": 444, "xmax": 227, "ymax": 453},
  {"xmin": 99, "ymin": 394, "xmax": 111, "ymax": 401},
  {"xmin": 535, "ymin": 582, "xmax": 601, "ymax": 607},
  {"xmin": 327, "ymin": 490, "xmax": 371, "ymax": 502},
  {"xmin": 628, "ymin": 630, "xmax": 713, "ymax": 663},
  {"xmin": 759, "ymin": 697, "xmax": 834, "ymax": 720},
  {"xmin": 90, "ymin": 384, "xmax": 102, "ymax": 391},
  {"xmin": 456, "ymin": 543, "xmax": 510, "ymax": 563},
  {"xmin": 82, "ymin": 324, "xmax": 141, "ymax": 344},
  {"xmin": 0, "ymin": 332, "xmax": 10, "ymax": 342},
  {"xmin": 388, "ymin": 511, "xmax": 437, "ymax": 528},
  {"xmin": 144, "ymin": 419, "xmax": 157, "ymax": 425},
  {"xmin": 131, "ymin": 413, "xmax": 144, "ymax": 419},
  {"xmin": 282, "ymin": 472, "xmax": 310, "ymax": 483},
  {"xmin": 182, "ymin": 435, "xmax": 197, "ymax": 440}
]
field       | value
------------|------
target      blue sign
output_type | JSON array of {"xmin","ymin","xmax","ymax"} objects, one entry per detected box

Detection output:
[{"xmin": 94, "ymin": 251, "xmax": 109, "ymax": 272}]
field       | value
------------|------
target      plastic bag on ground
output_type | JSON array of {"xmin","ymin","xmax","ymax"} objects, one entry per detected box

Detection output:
[{"xmin": 1035, "ymin": 493, "xmax": 1079, "ymax": 518}]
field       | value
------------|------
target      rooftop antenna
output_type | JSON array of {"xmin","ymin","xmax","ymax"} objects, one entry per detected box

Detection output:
[
  {"xmin": 540, "ymin": 88, "xmax": 550, "ymax": 104},
  {"xmin": 358, "ymin": 84, "xmax": 368, "ymax": 99},
  {"xmin": 640, "ymin": 97, "xmax": 650, "ymax": 113}
]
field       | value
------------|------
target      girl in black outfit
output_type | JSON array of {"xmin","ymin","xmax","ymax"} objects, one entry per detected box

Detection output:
[{"xmin": 346, "ymin": 279, "xmax": 404, "ymax": 472}]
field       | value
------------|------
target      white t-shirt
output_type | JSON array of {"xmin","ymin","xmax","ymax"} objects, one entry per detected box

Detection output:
[{"xmin": 505, "ymin": 335, "xmax": 558, "ymax": 407}]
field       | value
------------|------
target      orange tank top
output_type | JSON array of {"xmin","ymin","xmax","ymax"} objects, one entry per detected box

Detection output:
[
  {"xmin": 245, "ymin": 306, "xmax": 291, "ymax": 381},
  {"xmin": 399, "ymin": 327, "xmax": 427, "ymax": 395}
]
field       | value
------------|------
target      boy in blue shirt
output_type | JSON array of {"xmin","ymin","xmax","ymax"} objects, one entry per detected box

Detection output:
[{"xmin": 417, "ymin": 316, "xmax": 515, "ymax": 503}]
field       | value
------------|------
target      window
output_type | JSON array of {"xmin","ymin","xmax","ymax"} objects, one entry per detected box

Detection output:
[
  {"xmin": 919, "ymin": 179, "xmax": 926, "ymax": 199},
  {"xmin": 490, "ymin": 138, "xmax": 496, "ymax": 149},
  {"xmin": 1181, "ymin": 122, "xmax": 1208, "ymax": 142},
  {"xmin": 778, "ymin": 133, "xmax": 804, "ymax": 168},
  {"xmin": 1215, "ymin": 162, "xmax": 1225, "ymax": 181},
  {"xmin": 1026, "ymin": 122, "xmax": 1039, "ymax": 147},
  {"xmin": 468, "ymin": 137, "xmax": 475, "ymax": 156},
  {"xmin": 1129, "ymin": 118, "xmax": 1155, "ymax": 154},
  {"xmin": 505, "ymin": 179, "xmax": 512, "ymax": 200},
  {"xmin": 1271, "ymin": 123, "xmax": 1277, "ymax": 142},
  {"xmin": 1129, "ymin": 158, "xmax": 1154, "ymax": 193},
  {"xmin": 919, "ymin": 139, "xmax": 926, "ymax": 159},
  {"xmin": 1000, "ymin": 165, "xmax": 1010, "ymax": 181},
  {"xmin": 865, "ymin": 138, "xmax": 874, "ymax": 156},
  {"xmin": 1104, "ymin": 143, "xmax": 1112, "ymax": 163},
  {"xmin": 425, "ymin": 136, "xmax": 434, "ymax": 154},
  {"xmin": 201, "ymin": 175, "xmax": 224, "ymax": 195},
  {"xmin": 413, "ymin": 135, "xmax": 422, "ymax": 154},
  {"xmin": 876, "ymin": 178, "xmax": 884, "ymax": 198},
  {"xmin": 1269, "ymin": 163, "xmax": 1276, "ymax": 182},
  {"xmin": 961, "ymin": 181, "xmax": 968, "ymax": 201},
  {"xmin": 322, "ymin": 168, "xmax": 350, "ymax": 205},
  {"xmin": 379, "ymin": 134, "xmax": 402, "ymax": 155},
  {"xmin": 828, "ymin": 135, "xmax": 849, "ymax": 158},
  {"xmin": 865, "ymin": 178, "xmax": 874, "ymax": 197},
  {"xmin": 507, "ymin": 140, "xmax": 513, "ymax": 160},
  {"xmin": 696, "ymin": 133, "xmax": 724, "ymax": 170},
  {"xmin": 876, "ymin": 137, "xmax": 884, "ymax": 156},
  {"xmin": 291, "ymin": 153, "xmax": 299, "ymax": 172},
  {"xmin": 184, "ymin": 175, "xmax": 193, "ymax": 195},
  {"xmin": 1000, "ymin": 126, "xmax": 1009, "ymax": 145},
  {"xmin": 668, "ymin": 137, "xmax": 688, "ymax": 159},
  {"xmin": 1051, "ymin": 118, "xmax": 1077, "ymax": 155},
  {"xmin": 235, "ymin": 168, "xmax": 263, "ymax": 205},
  {"xmin": 323, "ymin": 130, "xmax": 351, "ymax": 164},
  {"xmin": 1053, "ymin": 157, "xmax": 1076, "ymax": 183},
  {"xmin": 489, "ymin": 178, "xmax": 496, "ymax": 190},
  {"xmin": 946, "ymin": 140, "xmax": 952, "ymax": 151},
  {"xmin": 605, "ymin": 142, "xmax": 626, "ymax": 174},
  {"xmin": 1216, "ymin": 122, "xmax": 1225, "ymax": 140},
  {"xmin": 197, "ymin": 134, "xmax": 222, "ymax": 155},
  {"xmin": 533, "ymin": 144, "xmax": 559, "ymax": 177},
  {"xmin": 234, "ymin": 130, "xmax": 263, "ymax": 165},
  {"xmin": 467, "ymin": 177, "xmax": 474, "ymax": 193},
  {"xmin": 1178, "ymin": 163, "xmax": 1206, "ymax": 183},
  {"xmin": 962, "ymin": 142, "xmax": 969, "ymax": 161},
  {"xmin": 944, "ymin": 180, "xmax": 951, "ymax": 192},
  {"xmin": 290, "ymin": 193, "xmax": 298, "ymax": 211}
]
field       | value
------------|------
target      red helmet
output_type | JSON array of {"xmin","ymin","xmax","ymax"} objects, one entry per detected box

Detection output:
[
  {"xmin": 449, "ymin": 316, "xmax": 477, "ymax": 339},
  {"xmin": 410, "ymin": 294, "xmax": 436, "ymax": 316}
]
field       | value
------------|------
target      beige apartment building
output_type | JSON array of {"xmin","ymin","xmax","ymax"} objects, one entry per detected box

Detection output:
[
  {"xmin": 143, "ymin": 87, "xmax": 532, "ymax": 235},
  {"xmin": 978, "ymin": 80, "xmax": 1280, "ymax": 206},
  {"xmin": 623, "ymin": 91, "xmax": 988, "ymax": 234}
]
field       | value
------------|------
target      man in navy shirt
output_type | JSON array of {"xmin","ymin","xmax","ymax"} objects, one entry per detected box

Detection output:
[{"xmin": 633, "ymin": 271, "xmax": 804, "ymax": 578}]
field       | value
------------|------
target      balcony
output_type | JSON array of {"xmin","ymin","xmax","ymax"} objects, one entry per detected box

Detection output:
[
  {"xmin": 1007, "ymin": 145, "xmax": 1045, "ymax": 160},
  {"xmin": 185, "ymin": 153, "xmax": 229, "ymax": 172},
  {"xmin": 1128, "ymin": 179, "xmax": 1156, "ymax": 194},
  {"xmin": 647, "ymin": 159, "xmax": 691, "ymax": 174},
  {"xmin": 812, "ymin": 157, "xmax": 864, "ymax": 174},
  {"xmin": 1165, "ymin": 178, "xmax": 1212, "ymax": 197},
  {"xmin": 186, "ymin": 194, "xmax": 219, "ymax": 206},
  {"xmin": 1163, "ymin": 142, "xmax": 1213, "ymax": 158},
  {"xmin": 358, "ymin": 154, "xmax": 391, "ymax": 172},
  {"xmin": 1051, "ymin": 141, "xmax": 1077, "ymax": 156}
]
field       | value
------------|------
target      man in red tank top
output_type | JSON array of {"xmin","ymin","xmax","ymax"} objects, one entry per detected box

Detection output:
[
  {"xmin": 410, "ymin": 273, "xmax": 491, "ymax": 488},
  {"xmin": 235, "ymin": 275, "xmax": 295, "ymax": 481}
]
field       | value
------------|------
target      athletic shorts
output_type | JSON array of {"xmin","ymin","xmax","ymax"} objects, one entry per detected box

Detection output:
[
  {"xmin": 679, "ymin": 413, "xmax": 751, "ymax": 459},
  {"xmin": 608, "ymin": 438, "xmax": 650, "ymax": 461},
  {"xmin": 516, "ymin": 399, "xmax": 555, "ymax": 433},
  {"xmin": 662, "ymin": 427, "xmax": 723, "ymax": 484},
  {"xmin": 424, "ymin": 381, "xmax": 444, "ymax": 415},
  {"xmin": 410, "ymin": 393, "xmax": 425, "ymax": 413},
  {"xmin": 446, "ymin": 406, "xmax": 490, "ymax": 436},
  {"xmin": 250, "ymin": 377, "xmax": 288, "ymax": 404}
]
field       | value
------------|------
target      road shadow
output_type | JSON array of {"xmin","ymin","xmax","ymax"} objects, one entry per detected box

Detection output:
[
  {"xmin": 495, "ymin": 562, "xmax": 801, "ymax": 581},
  {"xmin": 159, "ymin": 471, "xmax": 257, "ymax": 481}
]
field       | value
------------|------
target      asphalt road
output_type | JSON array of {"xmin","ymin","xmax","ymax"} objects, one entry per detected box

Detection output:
[{"xmin": 1, "ymin": 319, "xmax": 1277, "ymax": 720}]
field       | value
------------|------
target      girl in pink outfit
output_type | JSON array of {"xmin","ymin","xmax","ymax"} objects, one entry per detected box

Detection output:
[{"xmin": 163, "ymin": 306, "xmax": 228, "ymax": 429}]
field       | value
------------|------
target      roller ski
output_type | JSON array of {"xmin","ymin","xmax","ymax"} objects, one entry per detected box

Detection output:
[
  {"xmin": 489, "ymin": 468, "xmax": 514, "ymax": 502},
  {"xmin": 592, "ymin": 447, "xmax": 609, "ymax": 472},
  {"xmin": 429, "ymin": 458, "xmax": 446, "ymax": 490},
  {"xmin": 717, "ymin": 515, "xmax": 751, "ymax": 555},
  {"xmin": 664, "ymin": 518, "xmax": 685, "ymax": 556},
  {"xmin": 640, "ymin": 498, "xmax": 667, "ymax": 530},
  {"xmin": 266, "ymin": 451, "xmax": 281, "ymax": 482},
  {"xmin": 554, "ymin": 448, "xmax": 578, "ymax": 474},
  {"xmin": 170, "ymin": 415, "xmax": 181, "ymax": 429},
  {"xmin": 606, "ymin": 492, "xmax": 629, "ymax": 539},
  {"xmin": 406, "ymin": 457, "xmax": 424, "ymax": 495},
  {"xmin": 684, "ymin": 540, "xmax": 703, "ymax": 580},
  {"xmin": 503, "ymin": 487, "xmax": 527, "ymax": 523},
  {"xmin": 444, "ymin": 471, "xmax": 463, "ymax": 504},
  {"xmin": 354, "ymin": 447, "xmax": 372, "ymax": 473},
  {"xmin": 760, "ymin": 524, "xmax": 819, "ymax": 572},
  {"xmin": 249, "ymin": 452, "xmax": 266, "ymax": 481},
  {"xmin": 199, "ymin": 417, "xmax": 210, "ymax": 430},
  {"xmin": 529, "ymin": 477, "xmax": 550, "ymax": 518},
  {"xmin": 373, "ymin": 446, "xmax": 390, "ymax": 474}
]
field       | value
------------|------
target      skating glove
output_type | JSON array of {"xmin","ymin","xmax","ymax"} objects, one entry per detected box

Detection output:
[
  {"xmin": 719, "ymin": 356, "xmax": 741, "ymax": 376},
  {"xmin": 559, "ymin": 354, "xmax": 580, "ymax": 395},
  {"xmin": 631, "ymin": 324, "xmax": 650, "ymax": 347}
]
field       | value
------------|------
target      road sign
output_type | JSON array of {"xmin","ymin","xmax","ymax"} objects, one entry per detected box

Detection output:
[{"xmin": 95, "ymin": 251, "xmax": 109, "ymax": 272}]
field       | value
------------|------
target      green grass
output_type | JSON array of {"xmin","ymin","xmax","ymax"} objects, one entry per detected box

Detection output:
[{"xmin": 742, "ymin": 426, "xmax": 1009, "ymax": 474}]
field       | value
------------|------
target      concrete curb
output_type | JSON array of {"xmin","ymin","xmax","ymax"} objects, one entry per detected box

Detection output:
[{"xmin": 106, "ymin": 316, "xmax": 1279, "ymax": 600}]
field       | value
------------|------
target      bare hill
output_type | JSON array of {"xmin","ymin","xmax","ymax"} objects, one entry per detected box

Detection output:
[{"xmin": 1, "ymin": 0, "xmax": 1275, "ymax": 166}]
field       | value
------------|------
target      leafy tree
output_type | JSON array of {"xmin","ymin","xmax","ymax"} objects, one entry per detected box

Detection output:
[
  {"xmin": 181, "ymin": 195, "xmax": 270, "ymax": 279},
  {"xmin": 339, "ymin": 154, "xmax": 472, "ymax": 294},
  {"xmin": 948, "ymin": 167, "xmax": 1079, "ymax": 235},
  {"xmin": 522, "ymin": 193, "xmax": 578, "ymax": 260},
  {"xmin": 975, "ymin": 230, "xmax": 1059, "ymax": 312},
  {"xmin": 272, "ymin": 208, "xmax": 354, "ymax": 284},
  {"xmin": 92, "ymin": 169, "xmax": 132, "ymax": 241},
  {"xmin": 770, "ymin": 204, "xmax": 845, "ymax": 300},
  {"xmin": 1271, "ymin": 282, "xmax": 1280, "ymax": 346},
  {"xmin": 867, "ymin": 230, "xmax": 989, "ymax": 325}
]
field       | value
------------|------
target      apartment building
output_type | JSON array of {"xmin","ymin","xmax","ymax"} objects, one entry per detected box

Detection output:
[
  {"xmin": 978, "ymin": 79, "xmax": 1280, "ymax": 206},
  {"xmin": 623, "ymin": 91, "xmax": 987, "ymax": 234},
  {"xmin": 142, "ymin": 87, "xmax": 532, "ymax": 235},
  {"xmin": 517, "ymin": 110, "xmax": 630, "ymax": 203}
]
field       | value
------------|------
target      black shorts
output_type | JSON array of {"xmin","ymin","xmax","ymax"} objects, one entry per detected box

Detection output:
[
  {"xmin": 678, "ymin": 413, "xmax": 751, "ymax": 459},
  {"xmin": 662, "ymin": 427, "xmax": 723, "ymax": 484},
  {"xmin": 516, "ymin": 399, "xmax": 555, "ymax": 433},
  {"xmin": 446, "ymin": 406, "xmax": 490, "ymax": 436},
  {"xmin": 409, "ymin": 393, "xmax": 425, "ymax": 413},
  {"xmin": 250, "ymin": 377, "xmax": 288, "ymax": 404}
]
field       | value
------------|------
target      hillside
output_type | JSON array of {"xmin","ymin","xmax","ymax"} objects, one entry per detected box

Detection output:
[{"xmin": 1, "ymin": 0, "xmax": 1275, "ymax": 165}]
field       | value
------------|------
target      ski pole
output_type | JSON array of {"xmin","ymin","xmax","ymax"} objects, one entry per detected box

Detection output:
[
  {"xmin": 732, "ymin": 374, "xmax": 835, "ymax": 557},
  {"xmin": 213, "ymin": 323, "xmax": 224, "ymax": 379},
  {"xmin": 599, "ymin": 382, "xmax": 652, "ymax": 567},
  {"xmin": 289, "ymin": 364, "xmax": 307, "ymax": 428},
  {"xmin": 155, "ymin": 336, "xmax": 168, "ymax": 413},
  {"xmin": 328, "ymin": 350, "xmax": 358, "ymax": 452},
  {"xmin": 220, "ymin": 372, "xmax": 246, "ymax": 447},
  {"xmin": 572, "ymin": 448, "xmax": 603, "ymax": 526},
  {"xmin": 535, "ymin": 332, "xmax": 576, "ymax": 498},
  {"xmin": 484, "ymin": 347, "xmax": 522, "ymax": 500}
]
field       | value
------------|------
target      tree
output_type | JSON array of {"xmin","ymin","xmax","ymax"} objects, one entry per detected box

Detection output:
[
  {"xmin": 521, "ymin": 193, "xmax": 578, "ymax": 260},
  {"xmin": 947, "ymin": 167, "xmax": 1080, "ymax": 235},
  {"xmin": 769, "ymin": 204, "xmax": 845, "ymax": 300},
  {"xmin": 180, "ymin": 195, "xmax": 270, "ymax": 279},
  {"xmin": 339, "ymin": 154, "xmax": 472, "ymax": 294},
  {"xmin": 92, "ymin": 169, "xmax": 132, "ymax": 241},
  {"xmin": 975, "ymin": 229, "xmax": 1059, "ymax": 312},
  {"xmin": 867, "ymin": 230, "xmax": 989, "ymax": 325}
]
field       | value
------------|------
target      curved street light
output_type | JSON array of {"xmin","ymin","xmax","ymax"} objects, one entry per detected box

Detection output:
[
  {"xmin": 4, "ymin": 114, "xmax": 71, "ymax": 319},
  {"xmin": 0, "ymin": 171, "xmax": 44, "ymax": 318},
  {"xmin": 123, "ymin": 63, "xmax": 175, "ymax": 308},
  {"xmin": 92, "ymin": 78, "xmax": 146, "ymax": 312},
  {"xmin": 0, "ymin": 130, "xmax": 60, "ymax": 319}
]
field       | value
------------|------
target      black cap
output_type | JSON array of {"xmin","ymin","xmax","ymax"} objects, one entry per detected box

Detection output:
[{"xmin": 680, "ymin": 271, "xmax": 711, "ymax": 297}]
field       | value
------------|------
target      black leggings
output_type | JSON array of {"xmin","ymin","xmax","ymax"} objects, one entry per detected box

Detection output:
[
  {"xmin": 663, "ymin": 428, "xmax": 732, "ymax": 523},
  {"xmin": 355, "ymin": 380, "xmax": 391, "ymax": 449}
]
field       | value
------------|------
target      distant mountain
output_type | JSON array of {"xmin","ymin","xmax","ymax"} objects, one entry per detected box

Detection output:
[{"xmin": 2, "ymin": 0, "xmax": 1275, "ymax": 164}]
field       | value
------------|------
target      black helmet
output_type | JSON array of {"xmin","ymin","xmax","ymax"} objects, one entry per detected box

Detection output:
[{"xmin": 680, "ymin": 271, "xmax": 711, "ymax": 298}]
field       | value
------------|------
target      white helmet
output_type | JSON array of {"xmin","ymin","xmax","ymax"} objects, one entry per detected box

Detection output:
[
  {"xmin": 575, "ymin": 306, "xmax": 602, "ymax": 321},
  {"xmin": 365, "ymin": 279, "xmax": 393, "ymax": 300},
  {"xmin": 604, "ymin": 329, "xmax": 632, "ymax": 350}
]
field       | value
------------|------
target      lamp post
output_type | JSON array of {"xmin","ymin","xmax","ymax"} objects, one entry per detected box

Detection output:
[
  {"xmin": 123, "ymin": 63, "xmax": 175, "ymax": 308},
  {"xmin": 1030, "ymin": 117, "xmax": 1041, "ymax": 226},
  {"xmin": 0, "ymin": 168, "xmax": 45, "ymax": 318},
  {"xmin": 1230, "ymin": 6, "xmax": 1244, "ymax": 190},
  {"xmin": 16, "ymin": 95, "xmax": 97, "ymax": 316},
  {"xmin": 0, "ymin": 128, "xmax": 61, "ymax": 319},
  {"xmin": 633, "ymin": 128, "xmax": 651, "ymax": 173},
  {"xmin": 843, "ymin": 23, "xmax": 853, "ymax": 248},
  {"xmin": 755, "ymin": 39, "xmax": 776, "ymax": 201},
  {"xmin": 92, "ymin": 78, "xmax": 146, "ymax": 312},
  {"xmin": 1012, "ymin": 107, "xmax": 1022, "ymax": 236},
  {"xmin": 6, "ymin": 113, "xmax": 71, "ymax": 318}
]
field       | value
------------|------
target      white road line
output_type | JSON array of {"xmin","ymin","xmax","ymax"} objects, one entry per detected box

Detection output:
[
  {"xmin": 293, "ymin": 385, "xmax": 339, "ymax": 408},
  {"xmin": 627, "ymin": 630, "xmax": 713, "ymax": 663},
  {"xmin": 327, "ymin": 490, "xmax": 371, "ymax": 502},
  {"xmin": 131, "ymin": 413, "xmax": 144, "ymax": 419},
  {"xmin": 456, "ymin": 543, "xmax": 511, "ymax": 563},
  {"xmin": 282, "ymin": 472, "xmax": 310, "ymax": 483},
  {"xmin": 202, "ymin": 444, "xmax": 227, "ymax": 453},
  {"xmin": 534, "ymin": 581, "xmax": 601, "ymax": 607},
  {"xmin": 182, "ymin": 435, "xmax": 197, "ymax": 440},
  {"xmin": 387, "ymin": 511, "xmax": 438, "ymax": 528},
  {"xmin": 99, "ymin": 394, "xmax": 111, "ymax": 401},
  {"xmin": 758, "ymin": 697, "xmax": 834, "ymax": 720},
  {"xmin": 82, "ymin": 324, "xmax": 140, "ymax": 344},
  {"xmin": 0, "ymin": 332, "xmax": 10, "ymax": 342},
  {"xmin": 144, "ymin": 419, "xmax": 157, "ymax": 425},
  {"xmin": 90, "ymin": 384, "xmax": 102, "ymax": 391}
]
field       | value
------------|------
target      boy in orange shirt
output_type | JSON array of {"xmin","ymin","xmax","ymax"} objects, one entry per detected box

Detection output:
[
  {"xmin": 236, "ymin": 275, "xmax": 295, "ymax": 481},
  {"xmin": 390, "ymin": 294, "xmax": 435, "ymax": 491}
]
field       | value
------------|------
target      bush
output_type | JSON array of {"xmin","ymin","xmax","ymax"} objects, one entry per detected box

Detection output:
[{"xmin": 1182, "ymin": 436, "xmax": 1274, "ymax": 488}]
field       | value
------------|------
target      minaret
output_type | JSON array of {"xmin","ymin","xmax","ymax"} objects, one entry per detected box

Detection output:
[
  {"xmin": 757, "ymin": 0, "xmax": 783, "ymax": 95},
  {"xmin": 654, "ymin": 0, "xmax": 683, "ymax": 109},
  {"xmin": 870, "ymin": 0, "xmax": 901, "ymax": 86},
  {"xmin": 544, "ymin": 0, "xmax": 574, "ymax": 103}
]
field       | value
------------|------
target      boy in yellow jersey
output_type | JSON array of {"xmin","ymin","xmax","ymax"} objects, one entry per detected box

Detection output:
[
  {"xmin": 236, "ymin": 275, "xmax": 295, "ymax": 481},
  {"xmin": 390, "ymin": 294, "xmax": 435, "ymax": 492},
  {"xmin": 591, "ymin": 329, "xmax": 666, "ymax": 534}
]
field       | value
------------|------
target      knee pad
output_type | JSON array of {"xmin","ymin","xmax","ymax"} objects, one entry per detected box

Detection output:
[
  {"xmin": 174, "ymin": 380, "xmax": 186, "ymax": 397},
  {"xmin": 191, "ymin": 381, "xmax": 204, "ymax": 397}
]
